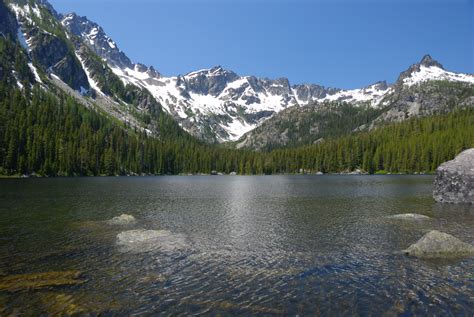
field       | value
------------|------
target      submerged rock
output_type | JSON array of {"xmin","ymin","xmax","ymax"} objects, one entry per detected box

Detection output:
[
  {"xmin": 181, "ymin": 299, "xmax": 283, "ymax": 315},
  {"xmin": 106, "ymin": 214, "xmax": 136, "ymax": 225},
  {"xmin": 0, "ymin": 271, "xmax": 85, "ymax": 292},
  {"xmin": 40, "ymin": 293, "xmax": 86, "ymax": 315},
  {"xmin": 388, "ymin": 213, "xmax": 431, "ymax": 221},
  {"xmin": 404, "ymin": 230, "xmax": 474, "ymax": 259},
  {"xmin": 116, "ymin": 229, "xmax": 187, "ymax": 253},
  {"xmin": 38, "ymin": 292, "xmax": 123, "ymax": 316},
  {"xmin": 433, "ymin": 148, "xmax": 474, "ymax": 204}
]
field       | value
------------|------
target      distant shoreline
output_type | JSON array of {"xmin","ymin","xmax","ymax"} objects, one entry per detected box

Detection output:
[{"xmin": 0, "ymin": 173, "xmax": 436, "ymax": 179}]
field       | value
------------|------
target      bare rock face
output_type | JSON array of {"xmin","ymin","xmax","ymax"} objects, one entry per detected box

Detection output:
[
  {"xmin": 404, "ymin": 230, "xmax": 474, "ymax": 259},
  {"xmin": 433, "ymin": 149, "xmax": 474, "ymax": 204}
]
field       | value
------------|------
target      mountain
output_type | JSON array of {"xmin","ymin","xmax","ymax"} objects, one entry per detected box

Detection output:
[
  {"xmin": 367, "ymin": 55, "xmax": 474, "ymax": 127},
  {"xmin": 1, "ymin": 0, "xmax": 473, "ymax": 177},
  {"xmin": 59, "ymin": 12, "xmax": 397, "ymax": 143},
  {"xmin": 236, "ymin": 55, "xmax": 474, "ymax": 149},
  {"xmin": 59, "ymin": 12, "xmax": 474, "ymax": 147},
  {"xmin": 0, "ymin": 0, "xmax": 213, "ymax": 176},
  {"xmin": 3, "ymin": 0, "xmax": 195, "ymax": 141},
  {"xmin": 235, "ymin": 102, "xmax": 385, "ymax": 150}
]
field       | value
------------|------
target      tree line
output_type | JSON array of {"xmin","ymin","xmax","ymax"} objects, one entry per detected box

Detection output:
[
  {"xmin": 0, "ymin": 31, "xmax": 472, "ymax": 176},
  {"xmin": 1, "ymin": 79, "xmax": 472, "ymax": 177}
]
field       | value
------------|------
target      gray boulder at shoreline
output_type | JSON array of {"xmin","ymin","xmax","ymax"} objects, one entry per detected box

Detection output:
[
  {"xmin": 404, "ymin": 230, "xmax": 474, "ymax": 259},
  {"xmin": 433, "ymin": 148, "xmax": 474, "ymax": 204}
]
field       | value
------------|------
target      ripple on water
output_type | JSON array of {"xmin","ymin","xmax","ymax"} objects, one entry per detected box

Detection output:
[
  {"xmin": 0, "ymin": 176, "xmax": 473, "ymax": 315},
  {"xmin": 116, "ymin": 229, "xmax": 187, "ymax": 253}
]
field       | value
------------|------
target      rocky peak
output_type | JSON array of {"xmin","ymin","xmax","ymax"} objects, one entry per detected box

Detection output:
[
  {"xmin": 183, "ymin": 66, "xmax": 239, "ymax": 96},
  {"xmin": 396, "ymin": 54, "xmax": 444, "ymax": 85},
  {"xmin": 37, "ymin": 0, "xmax": 61, "ymax": 20},
  {"xmin": 292, "ymin": 83, "xmax": 341, "ymax": 103},
  {"xmin": 134, "ymin": 63, "xmax": 160, "ymax": 78},
  {"xmin": 187, "ymin": 65, "xmax": 237, "ymax": 78},
  {"xmin": 210, "ymin": 65, "xmax": 224, "ymax": 73},
  {"xmin": 61, "ymin": 13, "xmax": 164, "ymax": 81},
  {"xmin": 134, "ymin": 63, "xmax": 148, "ymax": 73},
  {"xmin": 61, "ymin": 13, "xmax": 133, "ymax": 69},
  {"xmin": 419, "ymin": 54, "xmax": 444, "ymax": 69},
  {"xmin": 372, "ymin": 80, "xmax": 389, "ymax": 90},
  {"xmin": 146, "ymin": 66, "xmax": 160, "ymax": 78},
  {"xmin": 262, "ymin": 77, "xmax": 292, "ymax": 95}
]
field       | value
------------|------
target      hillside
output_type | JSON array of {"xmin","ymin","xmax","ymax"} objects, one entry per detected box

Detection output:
[{"xmin": 0, "ymin": 0, "xmax": 473, "ymax": 176}]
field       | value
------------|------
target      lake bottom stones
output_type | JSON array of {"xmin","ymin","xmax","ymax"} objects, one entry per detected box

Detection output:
[{"xmin": 116, "ymin": 229, "xmax": 187, "ymax": 253}]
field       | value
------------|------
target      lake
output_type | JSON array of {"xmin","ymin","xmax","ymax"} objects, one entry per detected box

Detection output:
[{"xmin": 0, "ymin": 176, "xmax": 473, "ymax": 315}]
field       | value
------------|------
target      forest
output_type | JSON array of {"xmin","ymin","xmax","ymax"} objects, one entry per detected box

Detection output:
[
  {"xmin": 0, "ymin": 31, "xmax": 473, "ymax": 177},
  {"xmin": 1, "ymin": 78, "xmax": 472, "ymax": 177}
]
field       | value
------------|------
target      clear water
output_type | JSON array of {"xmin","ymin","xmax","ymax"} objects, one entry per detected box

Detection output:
[{"xmin": 0, "ymin": 176, "xmax": 473, "ymax": 315}]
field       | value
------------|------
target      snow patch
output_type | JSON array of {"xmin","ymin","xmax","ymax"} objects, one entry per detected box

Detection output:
[
  {"xmin": 225, "ymin": 77, "xmax": 248, "ymax": 90},
  {"xmin": 31, "ymin": 5, "xmax": 41, "ymax": 18},
  {"xmin": 107, "ymin": 39, "xmax": 116, "ymax": 49},
  {"xmin": 28, "ymin": 63, "xmax": 42, "ymax": 83},
  {"xmin": 75, "ymin": 52, "xmax": 104, "ymax": 95},
  {"xmin": 404, "ymin": 65, "xmax": 474, "ymax": 87},
  {"xmin": 321, "ymin": 84, "xmax": 392, "ymax": 106},
  {"xmin": 50, "ymin": 73, "xmax": 61, "ymax": 81},
  {"xmin": 9, "ymin": 3, "xmax": 33, "ymax": 24},
  {"xmin": 225, "ymin": 117, "xmax": 257, "ymax": 141}
]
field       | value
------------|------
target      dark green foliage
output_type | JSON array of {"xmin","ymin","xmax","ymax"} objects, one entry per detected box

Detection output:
[
  {"xmin": 0, "ymin": 24, "xmax": 472, "ymax": 176},
  {"xmin": 0, "ymin": 36, "xmax": 33, "ymax": 90},
  {"xmin": 247, "ymin": 102, "xmax": 385, "ymax": 150},
  {"xmin": 0, "ymin": 73, "xmax": 472, "ymax": 176},
  {"xmin": 268, "ymin": 109, "xmax": 473, "ymax": 174}
]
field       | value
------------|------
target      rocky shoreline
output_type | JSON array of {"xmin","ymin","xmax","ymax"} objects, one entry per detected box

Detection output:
[{"xmin": 433, "ymin": 148, "xmax": 474, "ymax": 204}]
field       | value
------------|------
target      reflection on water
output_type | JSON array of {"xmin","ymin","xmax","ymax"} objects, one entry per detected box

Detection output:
[{"xmin": 0, "ymin": 176, "xmax": 473, "ymax": 315}]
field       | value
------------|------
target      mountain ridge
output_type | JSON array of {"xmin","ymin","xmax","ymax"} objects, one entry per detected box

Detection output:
[
  {"xmin": 58, "ymin": 11, "xmax": 474, "ymax": 145},
  {"xmin": 59, "ymin": 13, "xmax": 390, "ymax": 141},
  {"xmin": 1, "ymin": 0, "xmax": 473, "ymax": 177},
  {"xmin": 4, "ymin": 0, "xmax": 474, "ymax": 149}
]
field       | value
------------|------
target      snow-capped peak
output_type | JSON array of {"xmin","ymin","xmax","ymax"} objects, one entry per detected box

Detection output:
[
  {"xmin": 56, "ymin": 12, "xmax": 474, "ymax": 143},
  {"xmin": 319, "ymin": 81, "xmax": 392, "ymax": 106},
  {"xmin": 403, "ymin": 65, "xmax": 474, "ymax": 87},
  {"xmin": 397, "ymin": 55, "xmax": 474, "ymax": 87},
  {"xmin": 61, "ymin": 13, "xmax": 133, "ymax": 69},
  {"xmin": 186, "ymin": 65, "xmax": 228, "ymax": 77}
]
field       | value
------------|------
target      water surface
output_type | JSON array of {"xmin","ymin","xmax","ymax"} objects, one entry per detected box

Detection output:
[{"xmin": 0, "ymin": 176, "xmax": 473, "ymax": 315}]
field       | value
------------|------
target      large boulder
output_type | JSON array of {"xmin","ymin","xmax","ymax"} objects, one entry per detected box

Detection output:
[
  {"xmin": 433, "ymin": 149, "xmax": 474, "ymax": 204},
  {"xmin": 404, "ymin": 230, "xmax": 474, "ymax": 259}
]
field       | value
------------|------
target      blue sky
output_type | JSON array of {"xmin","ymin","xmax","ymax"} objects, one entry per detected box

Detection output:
[{"xmin": 49, "ymin": 0, "xmax": 473, "ymax": 89}]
